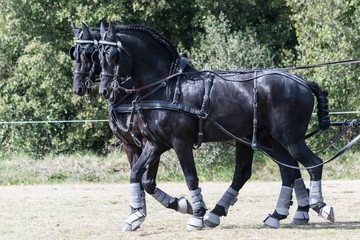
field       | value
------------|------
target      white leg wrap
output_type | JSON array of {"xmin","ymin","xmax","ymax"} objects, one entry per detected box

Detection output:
[
  {"xmin": 122, "ymin": 209, "xmax": 146, "ymax": 232},
  {"xmin": 187, "ymin": 216, "xmax": 204, "ymax": 230},
  {"xmin": 140, "ymin": 190, "xmax": 147, "ymax": 215},
  {"xmin": 129, "ymin": 183, "xmax": 142, "ymax": 209},
  {"xmin": 275, "ymin": 186, "xmax": 292, "ymax": 216},
  {"xmin": 189, "ymin": 188, "xmax": 207, "ymax": 212},
  {"xmin": 293, "ymin": 178, "xmax": 309, "ymax": 207},
  {"xmin": 292, "ymin": 211, "xmax": 310, "ymax": 225},
  {"xmin": 205, "ymin": 212, "xmax": 220, "ymax": 228},
  {"xmin": 151, "ymin": 187, "xmax": 175, "ymax": 207},
  {"xmin": 319, "ymin": 205, "xmax": 335, "ymax": 222},
  {"xmin": 263, "ymin": 215, "xmax": 280, "ymax": 229},
  {"xmin": 217, "ymin": 187, "xmax": 239, "ymax": 214},
  {"xmin": 177, "ymin": 197, "xmax": 189, "ymax": 214},
  {"xmin": 309, "ymin": 181, "xmax": 323, "ymax": 206}
]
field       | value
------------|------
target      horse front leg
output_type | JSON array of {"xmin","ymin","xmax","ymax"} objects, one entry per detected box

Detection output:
[
  {"xmin": 121, "ymin": 143, "xmax": 148, "ymax": 215},
  {"xmin": 122, "ymin": 142, "xmax": 167, "ymax": 232},
  {"xmin": 173, "ymin": 142, "xmax": 207, "ymax": 230},
  {"xmin": 205, "ymin": 142, "xmax": 253, "ymax": 228},
  {"xmin": 141, "ymin": 157, "xmax": 193, "ymax": 214}
]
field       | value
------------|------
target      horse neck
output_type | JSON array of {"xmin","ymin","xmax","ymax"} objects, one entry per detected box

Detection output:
[{"xmin": 119, "ymin": 32, "xmax": 176, "ymax": 92}]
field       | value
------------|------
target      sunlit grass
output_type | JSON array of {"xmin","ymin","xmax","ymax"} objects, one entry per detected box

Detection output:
[{"xmin": 0, "ymin": 149, "xmax": 359, "ymax": 185}]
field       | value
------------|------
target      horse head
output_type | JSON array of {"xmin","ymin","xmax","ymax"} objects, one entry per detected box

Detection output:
[
  {"xmin": 98, "ymin": 22, "xmax": 179, "ymax": 102},
  {"xmin": 69, "ymin": 22, "xmax": 100, "ymax": 96},
  {"xmin": 98, "ymin": 22, "xmax": 134, "ymax": 102}
]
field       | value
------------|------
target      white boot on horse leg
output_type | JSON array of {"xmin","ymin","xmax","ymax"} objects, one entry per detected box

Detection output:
[
  {"xmin": 205, "ymin": 187, "xmax": 238, "ymax": 228},
  {"xmin": 122, "ymin": 183, "xmax": 147, "ymax": 232},
  {"xmin": 187, "ymin": 188, "xmax": 207, "ymax": 230},
  {"xmin": 263, "ymin": 186, "xmax": 292, "ymax": 228},
  {"xmin": 309, "ymin": 180, "xmax": 335, "ymax": 222},
  {"xmin": 151, "ymin": 187, "xmax": 192, "ymax": 214},
  {"xmin": 292, "ymin": 178, "xmax": 310, "ymax": 225}
]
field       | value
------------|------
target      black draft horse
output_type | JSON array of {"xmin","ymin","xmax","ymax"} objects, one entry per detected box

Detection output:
[
  {"xmin": 69, "ymin": 23, "xmax": 317, "ymax": 230},
  {"xmin": 97, "ymin": 22, "xmax": 335, "ymax": 231},
  {"xmin": 69, "ymin": 22, "xmax": 195, "ymax": 226}
]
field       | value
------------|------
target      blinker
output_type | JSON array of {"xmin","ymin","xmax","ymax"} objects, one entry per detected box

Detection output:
[{"xmin": 69, "ymin": 46, "xmax": 76, "ymax": 60}]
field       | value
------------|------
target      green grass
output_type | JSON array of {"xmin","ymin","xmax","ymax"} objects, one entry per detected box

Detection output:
[{"xmin": 0, "ymin": 149, "xmax": 359, "ymax": 185}]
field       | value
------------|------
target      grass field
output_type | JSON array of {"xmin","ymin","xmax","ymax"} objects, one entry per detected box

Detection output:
[{"xmin": 1, "ymin": 180, "xmax": 360, "ymax": 240}]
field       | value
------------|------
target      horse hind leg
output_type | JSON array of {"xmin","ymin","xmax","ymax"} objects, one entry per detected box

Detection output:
[
  {"xmin": 262, "ymin": 140, "xmax": 312, "ymax": 228},
  {"xmin": 205, "ymin": 142, "xmax": 252, "ymax": 228},
  {"xmin": 286, "ymin": 140, "xmax": 335, "ymax": 222},
  {"xmin": 262, "ymin": 142, "xmax": 300, "ymax": 228},
  {"xmin": 291, "ymin": 178, "xmax": 310, "ymax": 225}
]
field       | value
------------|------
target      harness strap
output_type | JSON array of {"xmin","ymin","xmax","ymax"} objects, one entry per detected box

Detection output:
[
  {"xmin": 172, "ymin": 57, "xmax": 188, "ymax": 104},
  {"xmin": 252, "ymin": 72, "xmax": 258, "ymax": 150},
  {"xmin": 194, "ymin": 72, "xmax": 214, "ymax": 149}
]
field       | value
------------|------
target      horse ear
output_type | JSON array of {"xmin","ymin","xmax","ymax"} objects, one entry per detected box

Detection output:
[
  {"xmin": 71, "ymin": 22, "xmax": 80, "ymax": 38},
  {"xmin": 107, "ymin": 22, "xmax": 116, "ymax": 41},
  {"xmin": 81, "ymin": 22, "xmax": 92, "ymax": 40},
  {"xmin": 100, "ymin": 22, "xmax": 106, "ymax": 39}
]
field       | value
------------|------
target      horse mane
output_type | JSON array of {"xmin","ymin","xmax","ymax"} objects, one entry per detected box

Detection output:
[{"xmin": 116, "ymin": 24, "xmax": 180, "ymax": 74}]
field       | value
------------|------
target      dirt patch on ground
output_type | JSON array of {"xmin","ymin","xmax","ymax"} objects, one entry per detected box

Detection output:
[{"xmin": 1, "ymin": 180, "xmax": 360, "ymax": 240}]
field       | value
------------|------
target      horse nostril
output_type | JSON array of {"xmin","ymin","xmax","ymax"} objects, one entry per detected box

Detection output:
[
  {"xmin": 77, "ymin": 87, "xmax": 83, "ymax": 95},
  {"xmin": 73, "ymin": 87, "xmax": 83, "ymax": 95},
  {"xmin": 101, "ymin": 89, "xmax": 108, "ymax": 97}
]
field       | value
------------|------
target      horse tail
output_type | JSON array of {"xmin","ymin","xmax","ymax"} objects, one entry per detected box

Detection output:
[{"xmin": 308, "ymin": 81, "xmax": 330, "ymax": 130}]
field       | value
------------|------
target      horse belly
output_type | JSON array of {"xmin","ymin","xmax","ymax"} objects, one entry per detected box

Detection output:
[{"xmin": 202, "ymin": 81, "xmax": 254, "ymax": 142}]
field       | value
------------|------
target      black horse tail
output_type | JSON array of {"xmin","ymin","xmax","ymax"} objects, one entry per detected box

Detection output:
[{"xmin": 308, "ymin": 81, "xmax": 330, "ymax": 130}]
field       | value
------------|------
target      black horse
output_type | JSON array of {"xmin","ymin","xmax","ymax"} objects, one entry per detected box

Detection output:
[
  {"xmin": 69, "ymin": 23, "xmax": 317, "ymax": 231},
  {"xmin": 69, "ymin": 22, "xmax": 195, "ymax": 228},
  {"xmin": 97, "ymin": 22, "xmax": 334, "ymax": 231}
]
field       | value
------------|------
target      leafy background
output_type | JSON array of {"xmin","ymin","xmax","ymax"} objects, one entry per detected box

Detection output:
[{"xmin": 0, "ymin": 0, "xmax": 358, "ymax": 182}]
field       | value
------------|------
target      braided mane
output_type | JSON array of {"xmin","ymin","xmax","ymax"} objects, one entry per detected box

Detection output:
[{"xmin": 116, "ymin": 25, "xmax": 180, "ymax": 74}]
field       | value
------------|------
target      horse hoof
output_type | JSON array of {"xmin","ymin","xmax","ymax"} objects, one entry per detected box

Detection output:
[
  {"xmin": 292, "ymin": 211, "xmax": 309, "ymax": 225},
  {"xmin": 187, "ymin": 216, "xmax": 204, "ymax": 230},
  {"xmin": 177, "ymin": 197, "xmax": 193, "ymax": 215},
  {"xmin": 263, "ymin": 215, "xmax": 280, "ymax": 229},
  {"xmin": 122, "ymin": 223, "xmax": 135, "ymax": 232},
  {"xmin": 204, "ymin": 212, "xmax": 220, "ymax": 228},
  {"xmin": 319, "ymin": 205, "xmax": 335, "ymax": 222},
  {"xmin": 122, "ymin": 209, "xmax": 146, "ymax": 232}
]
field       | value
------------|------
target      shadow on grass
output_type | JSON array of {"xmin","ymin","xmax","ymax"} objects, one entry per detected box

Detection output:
[{"xmin": 220, "ymin": 221, "xmax": 360, "ymax": 230}]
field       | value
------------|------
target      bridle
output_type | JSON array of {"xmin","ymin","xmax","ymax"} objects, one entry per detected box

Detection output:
[
  {"xmin": 72, "ymin": 38, "xmax": 100, "ymax": 92},
  {"xmin": 98, "ymin": 38, "xmax": 134, "ymax": 92}
]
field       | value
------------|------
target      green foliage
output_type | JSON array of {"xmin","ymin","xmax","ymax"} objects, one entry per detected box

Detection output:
[
  {"xmin": 0, "ymin": 0, "xmax": 358, "ymax": 163},
  {"xmin": 285, "ymin": 0, "xmax": 360, "ymax": 151},
  {"xmin": 189, "ymin": 13, "xmax": 274, "ymax": 69}
]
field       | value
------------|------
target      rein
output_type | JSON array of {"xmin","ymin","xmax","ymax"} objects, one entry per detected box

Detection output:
[{"xmin": 98, "ymin": 30, "xmax": 360, "ymax": 169}]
